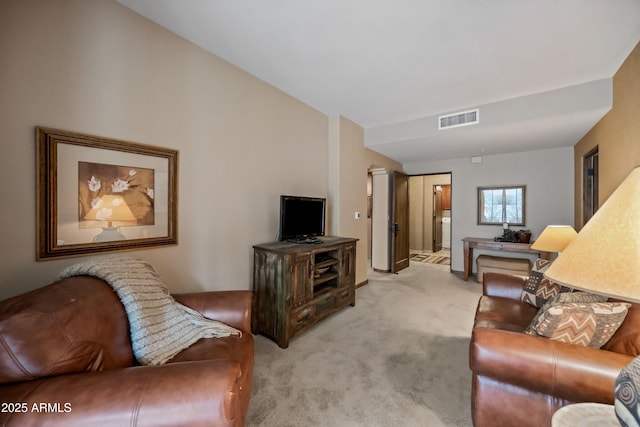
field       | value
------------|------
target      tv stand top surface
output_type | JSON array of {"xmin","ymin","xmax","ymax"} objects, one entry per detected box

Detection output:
[
  {"xmin": 254, "ymin": 236, "xmax": 357, "ymax": 253},
  {"xmin": 287, "ymin": 237, "xmax": 322, "ymax": 244}
]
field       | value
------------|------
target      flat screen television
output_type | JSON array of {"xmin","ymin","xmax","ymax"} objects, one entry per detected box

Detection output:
[{"xmin": 279, "ymin": 195, "xmax": 326, "ymax": 242}]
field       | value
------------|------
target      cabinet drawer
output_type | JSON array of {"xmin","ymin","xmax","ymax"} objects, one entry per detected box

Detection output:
[
  {"xmin": 315, "ymin": 294, "xmax": 337, "ymax": 316},
  {"xmin": 290, "ymin": 305, "xmax": 315, "ymax": 335},
  {"xmin": 336, "ymin": 287, "xmax": 353, "ymax": 307}
]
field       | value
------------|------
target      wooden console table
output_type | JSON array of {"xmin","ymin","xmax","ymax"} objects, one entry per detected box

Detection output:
[
  {"xmin": 462, "ymin": 237, "xmax": 543, "ymax": 281},
  {"xmin": 252, "ymin": 236, "xmax": 357, "ymax": 348}
]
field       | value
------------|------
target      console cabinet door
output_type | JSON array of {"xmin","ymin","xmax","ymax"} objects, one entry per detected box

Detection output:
[
  {"xmin": 341, "ymin": 244, "xmax": 356, "ymax": 286},
  {"xmin": 289, "ymin": 253, "xmax": 312, "ymax": 308}
]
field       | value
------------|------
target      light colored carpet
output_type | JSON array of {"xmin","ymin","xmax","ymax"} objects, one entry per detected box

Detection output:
[{"xmin": 246, "ymin": 262, "xmax": 482, "ymax": 427}]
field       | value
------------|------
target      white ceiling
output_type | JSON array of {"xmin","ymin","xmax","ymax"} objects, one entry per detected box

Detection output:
[{"xmin": 117, "ymin": 0, "xmax": 640, "ymax": 164}]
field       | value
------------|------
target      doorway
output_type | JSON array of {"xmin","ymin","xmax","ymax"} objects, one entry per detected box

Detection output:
[
  {"xmin": 367, "ymin": 169, "xmax": 411, "ymax": 273},
  {"xmin": 391, "ymin": 172, "xmax": 410, "ymax": 273},
  {"xmin": 368, "ymin": 170, "xmax": 452, "ymax": 273},
  {"xmin": 408, "ymin": 173, "xmax": 452, "ymax": 267},
  {"xmin": 583, "ymin": 147, "xmax": 598, "ymax": 225}
]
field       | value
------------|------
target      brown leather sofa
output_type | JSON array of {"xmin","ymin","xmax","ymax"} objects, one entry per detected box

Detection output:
[
  {"xmin": 0, "ymin": 275, "xmax": 254, "ymax": 427},
  {"xmin": 470, "ymin": 272, "xmax": 640, "ymax": 427}
]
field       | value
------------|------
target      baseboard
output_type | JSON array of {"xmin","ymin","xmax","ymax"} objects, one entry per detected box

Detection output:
[{"xmin": 356, "ymin": 279, "xmax": 369, "ymax": 288}]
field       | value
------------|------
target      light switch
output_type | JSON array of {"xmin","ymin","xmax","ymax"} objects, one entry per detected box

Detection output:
[{"xmin": 355, "ymin": 211, "xmax": 361, "ymax": 219}]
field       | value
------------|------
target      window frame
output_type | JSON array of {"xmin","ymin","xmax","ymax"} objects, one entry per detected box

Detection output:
[{"xmin": 477, "ymin": 185, "xmax": 526, "ymax": 226}]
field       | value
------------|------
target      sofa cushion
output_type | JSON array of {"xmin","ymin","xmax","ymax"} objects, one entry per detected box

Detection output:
[
  {"xmin": 474, "ymin": 295, "xmax": 539, "ymax": 332},
  {"xmin": 0, "ymin": 277, "xmax": 134, "ymax": 383},
  {"xmin": 525, "ymin": 301, "xmax": 631, "ymax": 348},
  {"xmin": 521, "ymin": 258, "xmax": 573, "ymax": 308}
]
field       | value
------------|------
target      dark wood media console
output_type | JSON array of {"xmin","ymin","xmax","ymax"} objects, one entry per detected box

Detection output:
[{"xmin": 252, "ymin": 236, "xmax": 357, "ymax": 348}]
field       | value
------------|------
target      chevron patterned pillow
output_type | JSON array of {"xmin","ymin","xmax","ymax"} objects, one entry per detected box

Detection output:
[
  {"xmin": 521, "ymin": 258, "xmax": 574, "ymax": 308},
  {"xmin": 525, "ymin": 302, "xmax": 631, "ymax": 348},
  {"xmin": 524, "ymin": 291, "xmax": 608, "ymax": 335}
]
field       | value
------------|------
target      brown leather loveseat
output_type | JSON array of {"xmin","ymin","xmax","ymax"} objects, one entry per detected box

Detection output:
[
  {"xmin": 0, "ymin": 275, "xmax": 254, "ymax": 426},
  {"xmin": 470, "ymin": 272, "xmax": 640, "ymax": 427}
]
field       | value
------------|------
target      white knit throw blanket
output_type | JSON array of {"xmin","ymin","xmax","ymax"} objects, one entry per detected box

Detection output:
[{"xmin": 57, "ymin": 256, "xmax": 241, "ymax": 366}]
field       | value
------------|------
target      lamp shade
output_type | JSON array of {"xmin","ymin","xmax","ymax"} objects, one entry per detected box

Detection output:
[
  {"xmin": 84, "ymin": 195, "xmax": 136, "ymax": 222},
  {"xmin": 530, "ymin": 225, "xmax": 577, "ymax": 252},
  {"xmin": 544, "ymin": 167, "xmax": 640, "ymax": 302}
]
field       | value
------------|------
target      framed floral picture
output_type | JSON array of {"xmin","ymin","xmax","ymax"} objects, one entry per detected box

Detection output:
[{"xmin": 37, "ymin": 127, "xmax": 178, "ymax": 260}]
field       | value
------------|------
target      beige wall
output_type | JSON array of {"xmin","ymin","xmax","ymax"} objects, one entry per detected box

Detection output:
[
  {"xmin": 574, "ymin": 41, "xmax": 640, "ymax": 228},
  {"xmin": 0, "ymin": 0, "xmax": 397, "ymax": 299},
  {"xmin": 330, "ymin": 116, "xmax": 402, "ymax": 285}
]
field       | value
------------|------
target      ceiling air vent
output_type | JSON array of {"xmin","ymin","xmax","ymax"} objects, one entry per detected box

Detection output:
[{"xmin": 438, "ymin": 109, "xmax": 479, "ymax": 130}]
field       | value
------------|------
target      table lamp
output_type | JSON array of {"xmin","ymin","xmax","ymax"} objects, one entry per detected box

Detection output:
[
  {"xmin": 530, "ymin": 225, "xmax": 578, "ymax": 258},
  {"xmin": 84, "ymin": 195, "xmax": 136, "ymax": 242},
  {"xmin": 544, "ymin": 166, "xmax": 640, "ymax": 427}
]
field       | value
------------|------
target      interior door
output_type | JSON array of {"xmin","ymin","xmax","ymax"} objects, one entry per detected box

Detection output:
[
  {"xmin": 583, "ymin": 148, "xmax": 599, "ymax": 225},
  {"xmin": 391, "ymin": 172, "xmax": 410, "ymax": 273},
  {"xmin": 433, "ymin": 185, "xmax": 443, "ymax": 252}
]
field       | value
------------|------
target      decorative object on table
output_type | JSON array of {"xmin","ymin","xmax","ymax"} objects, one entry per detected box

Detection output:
[
  {"xmin": 515, "ymin": 229, "xmax": 532, "ymax": 243},
  {"xmin": 494, "ymin": 229, "xmax": 517, "ymax": 242},
  {"xmin": 37, "ymin": 127, "xmax": 178, "ymax": 260},
  {"xmin": 544, "ymin": 166, "xmax": 640, "ymax": 426}
]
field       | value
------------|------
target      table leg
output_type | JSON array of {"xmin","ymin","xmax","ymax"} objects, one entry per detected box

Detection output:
[{"xmin": 464, "ymin": 242, "xmax": 472, "ymax": 281}]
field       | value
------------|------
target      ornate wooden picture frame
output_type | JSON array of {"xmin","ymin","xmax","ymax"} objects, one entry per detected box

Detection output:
[{"xmin": 37, "ymin": 127, "xmax": 178, "ymax": 260}]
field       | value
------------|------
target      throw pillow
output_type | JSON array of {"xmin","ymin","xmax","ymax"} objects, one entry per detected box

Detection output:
[
  {"xmin": 615, "ymin": 355, "xmax": 640, "ymax": 426},
  {"xmin": 524, "ymin": 292, "xmax": 609, "ymax": 335},
  {"xmin": 521, "ymin": 258, "xmax": 573, "ymax": 308},
  {"xmin": 525, "ymin": 301, "xmax": 631, "ymax": 348}
]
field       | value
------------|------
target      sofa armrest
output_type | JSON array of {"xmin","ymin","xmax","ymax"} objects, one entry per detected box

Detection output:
[
  {"xmin": 174, "ymin": 290, "xmax": 252, "ymax": 333},
  {"xmin": 0, "ymin": 360, "xmax": 242, "ymax": 427},
  {"xmin": 470, "ymin": 327, "xmax": 632, "ymax": 403},
  {"xmin": 482, "ymin": 272, "xmax": 526, "ymax": 300}
]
